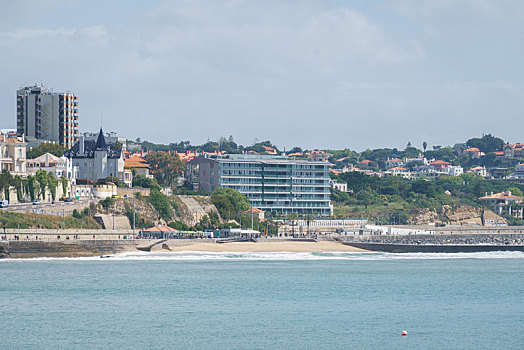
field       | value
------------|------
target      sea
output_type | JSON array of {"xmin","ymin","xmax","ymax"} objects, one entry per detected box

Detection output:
[{"xmin": 1, "ymin": 251, "xmax": 523, "ymax": 350}]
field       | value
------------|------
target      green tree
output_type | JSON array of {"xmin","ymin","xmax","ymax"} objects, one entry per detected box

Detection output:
[
  {"xmin": 424, "ymin": 147, "xmax": 457, "ymax": 162},
  {"xmin": 168, "ymin": 221, "xmax": 190, "ymax": 231},
  {"xmin": 423, "ymin": 141, "xmax": 428, "ymax": 153},
  {"xmin": 0, "ymin": 170, "xmax": 12, "ymax": 200},
  {"xmin": 100, "ymin": 197, "xmax": 115, "ymax": 209},
  {"xmin": 466, "ymin": 134, "xmax": 505, "ymax": 153},
  {"xmin": 211, "ymin": 188, "xmax": 250, "ymax": 220},
  {"xmin": 13, "ymin": 175, "xmax": 23, "ymax": 202},
  {"xmin": 330, "ymin": 188, "xmax": 350, "ymax": 204},
  {"xmin": 26, "ymin": 175, "xmax": 37, "ymax": 201},
  {"xmin": 47, "ymin": 172, "xmax": 59, "ymax": 201},
  {"xmin": 356, "ymin": 189, "xmax": 378, "ymax": 208},
  {"xmin": 132, "ymin": 174, "xmax": 161, "ymax": 190},
  {"xmin": 26, "ymin": 143, "xmax": 65, "ymax": 159},
  {"xmin": 103, "ymin": 176, "xmax": 127, "ymax": 188},
  {"xmin": 35, "ymin": 170, "xmax": 48, "ymax": 200},
  {"xmin": 507, "ymin": 187, "xmax": 524, "ymax": 197},
  {"xmin": 146, "ymin": 151, "xmax": 185, "ymax": 187},
  {"xmin": 60, "ymin": 177, "xmax": 69, "ymax": 197},
  {"xmin": 149, "ymin": 188, "xmax": 173, "ymax": 220}
]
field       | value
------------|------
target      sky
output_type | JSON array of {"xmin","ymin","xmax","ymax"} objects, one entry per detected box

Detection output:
[{"xmin": 1, "ymin": 0, "xmax": 523, "ymax": 151}]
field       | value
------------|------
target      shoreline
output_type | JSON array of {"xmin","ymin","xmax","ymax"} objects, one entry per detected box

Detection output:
[
  {"xmin": 5, "ymin": 234, "xmax": 524, "ymax": 259},
  {"xmin": 162, "ymin": 240, "xmax": 368, "ymax": 253},
  {"xmin": 0, "ymin": 239, "xmax": 368, "ymax": 259}
]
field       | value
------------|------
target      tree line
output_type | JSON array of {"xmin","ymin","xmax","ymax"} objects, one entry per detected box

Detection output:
[{"xmin": 0, "ymin": 170, "xmax": 68, "ymax": 203}]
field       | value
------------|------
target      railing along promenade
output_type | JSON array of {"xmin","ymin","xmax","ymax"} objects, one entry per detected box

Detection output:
[{"xmin": 0, "ymin": 229, "xmax": 135, "ymax": 241}]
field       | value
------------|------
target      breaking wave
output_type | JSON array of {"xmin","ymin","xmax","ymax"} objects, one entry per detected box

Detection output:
[{"xmin": 2, "ymin": 250, "xmax": 524, "ymax": 262}]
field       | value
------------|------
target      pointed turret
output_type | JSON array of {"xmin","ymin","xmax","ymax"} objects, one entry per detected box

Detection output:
[{"xmin": 95, "ymin": 127, "xmax": 107, "ymax": 150}]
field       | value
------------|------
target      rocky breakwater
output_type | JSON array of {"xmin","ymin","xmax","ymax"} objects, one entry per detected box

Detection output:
[
  {"xmin": 0, "ymin": 240, "xmax": 142, "ymax": 259},
  {"xmin": 340, "ymin": 234, "xmax": 524, "ymax": 253}
]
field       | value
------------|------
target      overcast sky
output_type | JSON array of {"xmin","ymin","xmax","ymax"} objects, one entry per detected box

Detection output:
[{"xmin": 1, "ymin": 0, "xmax": 523, "ymax": 151}]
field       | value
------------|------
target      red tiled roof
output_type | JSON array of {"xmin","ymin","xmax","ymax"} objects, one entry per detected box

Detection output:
[
  {"xmin": 0, "ymin": 135, "xmax": 23, "ymax": 143},
  {"xmin": 244, "ymin": 207, "xmax": 264, "ymax": 213},
  {"xmin": 143, "ymin": 226, "xmax": 179, "ymax": 232},
  {"xmin": 480, "ymin": 192, "xmax": 524, "ymax": 200},
  {"xmin": 262, "ymin": 145, "xmax": 277, "ymax": 153},
  {"xmin": 124, "ymin": 154, "xmax": 150, "ymax": 169},
  {"xmin": 430, "ymin": 160, "xmax": 451, "ymax": 165}
]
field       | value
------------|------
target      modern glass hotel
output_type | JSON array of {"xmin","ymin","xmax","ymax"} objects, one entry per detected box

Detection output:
[{"xmin": 187, "ymin": 154, "xmax": 332, "ymax": 216}]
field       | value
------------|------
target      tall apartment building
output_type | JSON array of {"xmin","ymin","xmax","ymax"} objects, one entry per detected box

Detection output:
[
  {"xmin": 187, "ymin": 154, "xmax": 332, "ymax": 216},
  {"xmin": 16, "ymin": 84, "xmax": 79, "ymax": 148}
]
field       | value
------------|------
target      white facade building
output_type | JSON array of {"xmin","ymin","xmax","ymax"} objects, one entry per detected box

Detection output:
[
  {"xmin": 26, "ymin": 152, "xmax": 78, "ymax": 180},
  {"xmin": 330, "ymin": 179, "xmax": 348, "ymax": 192},
  {"xmin": 470, "ymin": 166, "xmax": 488, "ymax": 177},
  {"xmin": 0, "ymin": 134, "xmax": 26, "ymax": 175},
  {"xmin": 385, "ymin": 158, "xmax": 404, "ymax": 168},
  {"xmin": 64, "ymin": 128, "xmax": 129, "ymax": 186},
  {"xmin": 445, "ymin": 166, "xmax": 464, "ymax": 176}
]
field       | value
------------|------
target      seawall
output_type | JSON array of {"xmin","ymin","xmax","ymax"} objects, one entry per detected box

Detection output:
[{"xmin": 0, "ymin": 240, "xmax": 142, "ymax": 259}]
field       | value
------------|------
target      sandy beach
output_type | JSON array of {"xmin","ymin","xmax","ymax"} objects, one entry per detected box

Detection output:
[{"xmin": 162, "ymin": 240, "xmax": 368, "ymax": 252}]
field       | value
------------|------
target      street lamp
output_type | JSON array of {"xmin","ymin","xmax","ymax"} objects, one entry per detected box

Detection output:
[{"xmin": 133, "ymin": 192, "xmax": 136, "ymax": 240}]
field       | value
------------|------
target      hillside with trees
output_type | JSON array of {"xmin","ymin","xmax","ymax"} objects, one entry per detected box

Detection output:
[{"xmin": 331, "ymin": 171, "xmax": 524, "ymax": 225}]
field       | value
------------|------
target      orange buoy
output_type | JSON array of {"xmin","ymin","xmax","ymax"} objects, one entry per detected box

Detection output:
[{"xmin": 401, "ymin": 331, "xmax": 408, "ymax": 336}]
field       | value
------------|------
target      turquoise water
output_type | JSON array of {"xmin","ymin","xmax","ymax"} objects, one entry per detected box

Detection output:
[{"xmin": 1, "ymin": 251, "xmax": 523, "ymax": 349}]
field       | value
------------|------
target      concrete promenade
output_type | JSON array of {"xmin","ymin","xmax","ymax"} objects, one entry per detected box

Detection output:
[{"xmin": 0, "ymin": 229, "xmax": 135, "ymax": 241}]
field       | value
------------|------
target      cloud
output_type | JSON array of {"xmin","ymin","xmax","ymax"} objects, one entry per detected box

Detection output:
[
  {"xmin": 389, "ymin": 0, "xmax": 524, "ymax": 36},
  {"xmin": 332, "ymin": 80, "xmax": 524, "ymax": 149},
  {"xmin": 139, "ymin": 1, "xmax": 424, "ymax": 76},
  {"xmin": 0, "ymin": 0, "xmax": 522, "ymax": 150}
]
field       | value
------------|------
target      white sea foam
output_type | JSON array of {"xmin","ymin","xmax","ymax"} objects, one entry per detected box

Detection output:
[{"xmin": 2, "ymin": 250, "xmax": 524, "ymax": 262}]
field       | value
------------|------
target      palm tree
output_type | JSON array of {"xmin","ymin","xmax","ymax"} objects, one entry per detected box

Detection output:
[
  {"xmin": 289, "ymin": 213, "xmax": 298, "ymax": 236},
  {"xmin": 305, "ymin": 214, "xmax": 313, "ymax": 238}
]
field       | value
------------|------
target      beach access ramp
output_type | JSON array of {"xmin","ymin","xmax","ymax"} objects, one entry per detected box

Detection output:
[{"xmin": 136, "ymin": 239, "xmax": 168, "ymax": 252}]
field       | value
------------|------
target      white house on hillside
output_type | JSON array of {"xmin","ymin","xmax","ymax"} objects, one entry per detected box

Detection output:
[
  {"xmin": 26, "ymin": 152, "xmax": 78, "ymax": 180},
  {"xmin": 64, "ymin": 128, "xmax": 131, "ymax": 186},
  {"xmin": 0, "ymin": 134, "xmax": 26, "ymax": 175}
]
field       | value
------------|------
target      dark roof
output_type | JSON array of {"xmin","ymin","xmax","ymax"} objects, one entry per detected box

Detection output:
[
  {"xmin": 95, "ymin": 128, "xmax": 107, "ymax": 150},
  {"xmin": 65, "ymin": 138, "xmax": 122, "ymax": 159}
]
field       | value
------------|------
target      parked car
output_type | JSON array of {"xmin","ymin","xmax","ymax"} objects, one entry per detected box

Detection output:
[
  {"xmin": 32, "ymin": 200, "xmax": 41, "ymax": 205},
  {"xmin": 64, "ymin": 197, "xmax": 73, "ymax": 203},
  {"xmin": 123, "ymin": 194, "xmax": 131, "ymax": 198},
  {"xmin": 0, "ymin": 200, "xmax": 8, "ymax": 208}
]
